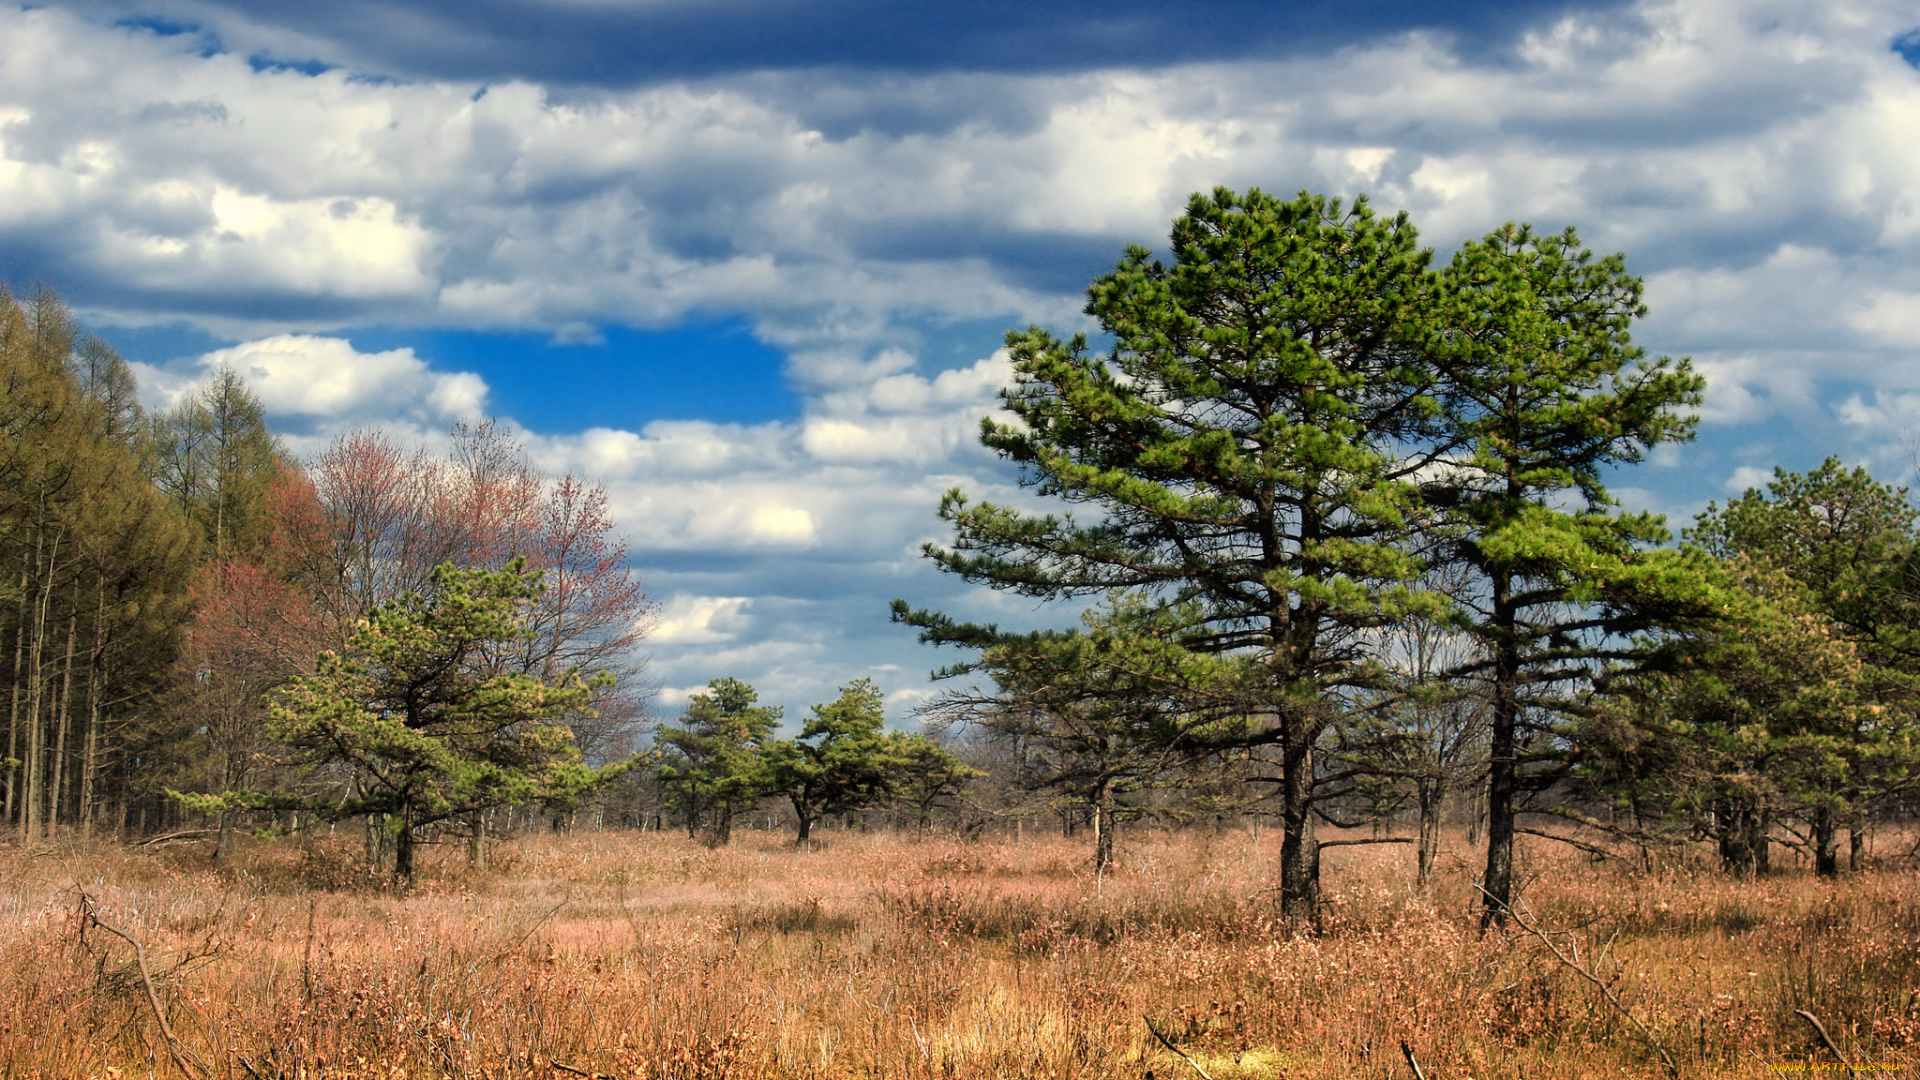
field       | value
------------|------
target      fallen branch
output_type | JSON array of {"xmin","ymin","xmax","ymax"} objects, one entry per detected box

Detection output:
[
  {"xmin": 1400, "ymin": 1039, "xmax": 1430, "ymax": 1080},
  {"xmin": 1517, "ymin": 827, "xmax": 1620, "ymax": 861},
  {"xmin": 1319, "ymin": 837, "xmax": 1416, "ymax": 849},
  {"xmin": 79, "ymin": 893, "xmax": 211, "ymax": 1080},
  {"xmin": 1475, "ymin": 883, "xmax": 1678, "ymax": 1079},
  {"xmin": 1795, "ymin": 1009, "xmax": 1859, "ymax": 1079},
  {"xmin": 549, "ymin": 1060, "xmax": 617, "ymax": 1079},
  {"xmin": 1144, "ymin": 1015, "xmax": 1215, "ymax": 1080},
  {"xmin": 135, "ymin": 829, "xmax": 212, "ymax": 847}
]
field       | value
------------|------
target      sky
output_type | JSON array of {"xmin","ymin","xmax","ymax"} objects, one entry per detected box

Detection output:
[{"xmin": 4, "ymin": 0, "xmax": 1920, "ymax": 728}]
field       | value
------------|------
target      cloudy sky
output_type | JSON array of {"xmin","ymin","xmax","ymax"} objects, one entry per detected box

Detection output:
[{"xmin": 5, "ymin": 0, "xmax": 1920, "ymax": 725}]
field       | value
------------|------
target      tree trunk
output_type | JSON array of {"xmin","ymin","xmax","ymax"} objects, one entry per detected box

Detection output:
[
  {"xmin": 1716, "ymin": 797, "xmax": 1769, "ymax": 876},
  {"xmin": 1465, "ymin": 784, "xmax": 1481, "ymax": 845},
  {"xmin": 23, "ymin": 530, "xmax": 56, "ymax": 841},
  {"xmin": 1277, "ymin": 728, "xmax": 1320, "ymax": 930},
  {"xmin": 1716, "ymin": 799, "xmax": 1747, "ymax": 874},
  {"xmin": 5, "ymin": 562, "xmax": 26, "ymax": 826},
  {"xmin": 467, "ymin": 809, "xmax": 486, "ymax": 865},
  {"xmin": 1416, "ymin": 776, "xmax": 1445, "ymax": 889},
  {"xmin": 78, "ymin": 581, "xmax": 105, "ymax": 840},
  {"xmin": 49, "ymin": 604, "xmax": 77, "ymax": 832},
  {"xmin": 1092, "ymin": 782, "xmax": 1114, "ymax": 872},
  {"xmin": 792, "ymin": 793, "xmax": 814, "ymax": 846},
  {"xmin": 394, "ymin": 812, "xmax": 416, "ymax": 884},
  {"xmin": 367, "ymin": 812, "xmax": 393, "ymax": 871},
  {"xmin": 1481, "ymin": 575, "xmax": 1520, "ymax": 930},
  {"xmin": 1812, "ymin": 806, "xmax": 1839, "ymax": 877}
]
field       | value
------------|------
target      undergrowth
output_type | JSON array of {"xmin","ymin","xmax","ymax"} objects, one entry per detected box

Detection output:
[{"xmin": 1, "ymin": 825, "xmax": 1915, "ymax": 1079}]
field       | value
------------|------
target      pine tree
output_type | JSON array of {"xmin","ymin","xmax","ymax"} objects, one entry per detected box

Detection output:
[
  {"xmin": 194, "ymin": 560, "xmax": 626, "ymax": 883},
  {"xmin": 917, "ymin": 596, "xmax": 1228, "ymax": 870},
  {"xmin": 1429, "ymin": 224, "xmax": 1708, "ymax": 925},
  {"xmin": 1683, "ymin": 460, "xmax": 1920, "ymax": 875},
  {"xmin": 763, "ymin": 678, "xmax": 901, "ymax": 845},
  {"xmin": 899, "ymin": 188, "xmax": 1452, "ymax": 926},
  {"xmin": 652, "ymin": 677, "xmax": 780, "ymax": 845}
]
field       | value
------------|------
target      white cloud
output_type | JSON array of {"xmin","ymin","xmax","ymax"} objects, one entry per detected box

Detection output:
[
  {"xmin": 22, "ymin": 0, "xmax": 1920, "ymax": 714},
  {"xmin": 650, "ymin": 595, "xmax": 752, "ymax": 645},
  {"xmin": 133, "ymin": 335, "xmax": 490, "ymax": 428},
  {"xmin": 0, "ymin": 0, "xmax": 1909, "ymax": 424},
  {"xmin": 1724, "ymin": 465, "xmax": 1776, "ymax": 495}
]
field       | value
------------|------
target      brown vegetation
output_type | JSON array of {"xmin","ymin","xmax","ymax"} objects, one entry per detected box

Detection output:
[{"xmin": 2, "ymin": 826, "xmax": 1916, "ymax": 1079}]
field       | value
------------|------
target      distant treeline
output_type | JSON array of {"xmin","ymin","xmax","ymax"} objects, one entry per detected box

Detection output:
[{"xmin": 1, "ymin": 285, "xmax": 651, "ymax": 858}]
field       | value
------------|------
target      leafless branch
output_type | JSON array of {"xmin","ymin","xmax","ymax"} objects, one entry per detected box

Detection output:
[
  {"xmin": 79, "ymin": 893, "xmax": 211, "ymax": 1080},
  {"xmin": 1144, "ymin": 1014, "xmax": 1216, "ymax": 1080},
  {"xmin": 1400, "ymin": 1039, "xmax": 1430, "ymax": 1080},
  {"xmin": 1795, "ymin": 1010, "xmax": 1859, "ymax": 1079},
  {"xmin": 1474, "ymin": 883, "xmax": 1678, "ymax": 1078}
]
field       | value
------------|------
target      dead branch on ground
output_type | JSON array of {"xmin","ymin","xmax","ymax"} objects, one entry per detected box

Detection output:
[
  {"xmin": 78, "ymin": 891, "xmax": 212, "ymax": 1080},
  {"xmin": 1144, "ymin": 1014, "xmax": 1215, "ymax": 1080},
  {"xmin": 1475, "ymin": 882, "xmax": 1679, "ymax": 1079}
]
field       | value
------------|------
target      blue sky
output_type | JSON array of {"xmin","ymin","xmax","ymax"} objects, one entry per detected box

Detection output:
[{"xmin": 5, "ymin": 0, "xmax": 1920, "ymax": 725}]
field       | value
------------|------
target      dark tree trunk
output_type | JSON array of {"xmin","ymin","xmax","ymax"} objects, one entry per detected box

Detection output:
[
  {"xmin": 1716, "ymin": 797, "xmax": 1769, "ymax": 876},
  {"xmin": 394, "ymin": 814, "xmax": 416, "ymax": 884},
  {"xmin": 1481, "ymin": 572, "xmax": 1520, "ymax": 930},
  {"xmin": 1277, "ymin": 729, "xmax": 1320, "ymax": 930},
  {"xmin": 1813, "ymin": 806, "xmax": 1838, "ymax": 877},
  {"xmin": 793, "ymin": 794, "xmax": 814, "ymax": 845}
]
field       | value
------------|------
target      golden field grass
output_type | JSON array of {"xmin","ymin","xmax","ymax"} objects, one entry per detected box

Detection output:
[{"xmin": 1, "ymin": 824, "xmax": 1916, "ymax": 1079}]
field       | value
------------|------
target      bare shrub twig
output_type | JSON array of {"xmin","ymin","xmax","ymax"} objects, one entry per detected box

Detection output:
[
  {"xmin": 1474, "ymin": 882, "xmax": 1679, "ymax": 1078},
  {"xmin": 78, "ymin": 891, "xmax": 212, "ymax": 1080},
  {"xmin": 1144, "ymin": 1014, "xmax": 1215, "ymax": 1080}
]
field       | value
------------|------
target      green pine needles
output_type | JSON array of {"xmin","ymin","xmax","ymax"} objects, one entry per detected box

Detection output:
[
  {"xmin": 899, "ymin": 187, "xmax": 1710, "ymax": 929},
  {"xmin": 178, "ymin": 560, "xmax": 631, "ymax": 883}
]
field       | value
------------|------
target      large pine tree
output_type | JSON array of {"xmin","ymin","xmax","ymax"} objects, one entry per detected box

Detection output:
[
  {"xmin": 1429, "ymin": 224, "xmax": 1707, "ymax": 925},
  {"xmin": 900, "ymin": 188, "xmax": 1452, "ymax": 926}
]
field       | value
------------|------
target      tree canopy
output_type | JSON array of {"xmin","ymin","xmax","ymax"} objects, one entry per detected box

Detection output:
[
  {"xmin": 195, "ymin": 560, "xmax": 630, "ymax": 882},
  {"xmin": 900, "ymin": 188, "xmax": 1712, "ymax": 927}
]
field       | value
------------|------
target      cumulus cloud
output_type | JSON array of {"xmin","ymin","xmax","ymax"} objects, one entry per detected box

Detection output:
[
  {"xmin": 15, "ymin": 0, "xmax": 1920, "ymax": 714},
  {"xmin": 131, "ymin": 335, "xmax": 488, "ymax": 431},
  {"xmin": 650, "ymin": 595, "xmax": 753, "ymax": 645},
  {"xmin": 51, "ymin": 0, "xmax": 1611, "ymax": 87},
  {"xmin": 1723, "ymin": 465, "xmax": 1777, "ymax": 496}
]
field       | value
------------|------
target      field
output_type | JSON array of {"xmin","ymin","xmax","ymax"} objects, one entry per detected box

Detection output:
[{"xmin": 2, "ymin": 825, "xmax": 1916, "ymax": 1079}]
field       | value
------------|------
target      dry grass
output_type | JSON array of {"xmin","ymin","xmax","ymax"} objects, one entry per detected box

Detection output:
[{"xmin": 2, "ymin": 825, "xmax": 1916, "ymax": 1079}]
